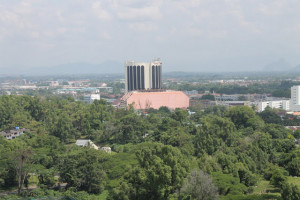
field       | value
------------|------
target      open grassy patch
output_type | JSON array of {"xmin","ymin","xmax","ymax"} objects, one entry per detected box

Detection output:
[
  {"xmin": 98, "ymin": 190, "xmax": 108, "ymax": 199},
  {"xmin": 28, "ymin": 174, "xmax": 39, "ymax": 186},
  {"xmin": 219, "ymin": 194, "xmax": 282, "ymax": 200},
  {"xmin": 287, "ymin": 176, "xmax": 300, "ymax": 188},
  {"xmin": 253, "ymin": 180, "xmax": 270, "ymax": 194},
  {"xmin": 252, "ymin": 178, "xmax": 281, "ymax": 196}
]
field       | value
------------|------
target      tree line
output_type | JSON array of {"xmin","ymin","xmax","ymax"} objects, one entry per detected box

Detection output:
[{"xmin": 0, "ymin": 95, "xmax": 299, "ymax": 200}]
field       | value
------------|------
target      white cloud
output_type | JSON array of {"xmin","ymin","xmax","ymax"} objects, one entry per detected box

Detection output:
[
  {"xmin": 117, "ymin": 5, "xmax": 162, "ymax": 20},
  {"xmin": 92, "ymin": 2, "xmax": 112, "ymax": 20},
  {"xmin": 129, "ymin": 22, "xmax": 158, "ymax": 32},
  {"xmin": 1, "ymin": 0, "xmax": 300, "ymax": 71},
  {"xmin": 259, "ymin": 1, "xmax": 286, "ymax": 16}
]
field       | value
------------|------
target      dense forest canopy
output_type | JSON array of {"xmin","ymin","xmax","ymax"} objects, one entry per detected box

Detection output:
[{"xmin": 0, "ymin": 95, "xmax": 299, "ymax": 200}]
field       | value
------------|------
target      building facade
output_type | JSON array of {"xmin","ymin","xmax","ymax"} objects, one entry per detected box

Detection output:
[
  {"xmin": 258, "ymin": 100, "xmax": 290, "ymax": 112},
  {"xmin": 120, "ymin": 91, "xmax": 189, "ymax": 110},
  {"xmin": 291, "ymin": 86, "xmax": 300, "ymax": 111},
  {"xmin": 84, "ymin": 93, "xmax": 100, "ymax": 103},
  {"xmin": 125, "ymin": 59, "xmax": 162, "ymax": 93}
]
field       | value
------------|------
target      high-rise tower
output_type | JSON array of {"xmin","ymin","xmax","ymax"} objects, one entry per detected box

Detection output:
[
  {"xmin": 291, "ymin": 85, "xmax": 300, "ymax": 111},
  {"xmin": 124, "ymin": 59, "xmax": 162, "ymax": 93}
]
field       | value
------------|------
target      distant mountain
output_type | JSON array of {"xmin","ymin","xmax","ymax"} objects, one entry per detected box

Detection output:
[
  {"xmin": 291, "ymin": 64, "xmax": 300, "ymax": 71},
  {"xmin": 12, "ymin": 61, "xmax": 123, "ymax": 75},
  {"xmin": 263, "ymin": 58, "xmax": 292, "ymax": 71}
]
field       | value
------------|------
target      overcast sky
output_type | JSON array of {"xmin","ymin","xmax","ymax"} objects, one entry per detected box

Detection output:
[{"xmin": 1, "ymin": 0, "xmax": 300, "ymax": 72}]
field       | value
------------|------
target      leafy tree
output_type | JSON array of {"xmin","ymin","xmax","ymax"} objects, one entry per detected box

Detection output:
[
  {"xmin": 59, "ymin": 147, "xmax": 107, "ymax": 194},
  {"xmin": 171, "ymin": 109, "xmax": 189, "ymax": 125},
  {"xmin": 287, "ymin": 157, "xmax": 300, "ymax": 176},
  {"xmin": 204, "ymin": 106, "xmax": 227, "ymax": 117},
  {"xmin": 270, "ymin": 169, "xmax": 287, "ymax": 188},
  {"xmin": 212, "ymin": 172, "xmax": 248, "ymax": 195},
  {"xmin": 280, "ymin": 183, "xmax": 300, "ymax": 200},
  {"xmin": 50, "ymin": 112, "xmax": 75, "ymax": 142},
  {"xmin": 264, "ymin": 124, "xmax": 291, "ymax": 139},
  {"xmin": 272, "ymin": 139, "xmax": 295, "ymax": 153},
  {"xmin": 235, "ymin": 163, "xmax": 257, "ymax": 187},
  {"xmin": 198, "ymin": 154, "xmax": 221, "ymax": 174},
  {"xmin": 9, "ymin": 142, "xmax": 34, "ymax": 195},
  {"xmin": 259, "ymin": 107, "xmax": 282, "ymax": 124},
  {"xmin": 201, "ymin": 95, "xmax": 215, "ymax": 101},
  {"xmin": 195, "ymin": 115, "xmax": 236, "ymax": 155},
  {"xmin": 109, "ymin": 143, "xmax": 189, "ymax": 200},
  {"xmin": 156, "ymin": 127, "xmax": 194, "ymax": 155},
  {"xmin": 225, "ymin": 106, "xmax": 257, "ymax": 129},
  {"xmin": 158, "ymin": 106, "xmax": 171, "ymax": 116},
  {"xmin": 114, "ymin": 113, "xmax": 147, "ymax": 144},
  {"xmin": 180, "ymin": 169, "xmax": 218, "ymax": 200},
  {"xmin": 293, "ymin": 129, "xmax": 300, "ymax": 139}
]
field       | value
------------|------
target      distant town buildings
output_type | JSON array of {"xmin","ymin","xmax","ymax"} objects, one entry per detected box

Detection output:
[{"xmin": 257, "ymin": 85, "xmax": 300, "ymax": 112}]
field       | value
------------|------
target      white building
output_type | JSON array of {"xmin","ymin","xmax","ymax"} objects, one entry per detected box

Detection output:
[
  {"xmin": 258, "ymin": 100, "xmax": 290, "ymax": 112},
  {"xmin": 125, "ymin": 59, "xmax": 162, "ymax": 93},
  {"xmin": 290, "ymin": 86, "xmax": 300, "ymax": 111},
  {"xmin": 75, "ymin": 139, "xmax": 99, "ymax": 150},
  {"xmin": 101, "ymin": 147, "xmax": 112, "ymax": 153},
  {"xmin": 84, "ymin": 94, "xmax": 101, "ymax": 103}
]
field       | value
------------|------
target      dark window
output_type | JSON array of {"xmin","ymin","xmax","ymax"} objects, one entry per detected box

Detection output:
[
  {"xmin": 127, "ymin": 66, "xmax": 130, "ymax": 91},
  {"xmin": 152, "ymin": 65, "xmax": 155, "ymax": 89},
  {"xmin": 133, "ymin": 66, "xmax": 137, "ymax": 90},
  {"xmin": 137, "ymin": 66, "xmax": 140, "ymax": 89},
  {"xmin": 141, "ymin": 66, "xmax": 145, "ymax": 89},
  {"xmin": 158, "ymin": 65, "xmax": 161, "ymax": 89},
  {"xmin": 156, "ymin": 65, "xmax": 159, "ymax": 89},
  {"xmin": 129, "ymin": 66, "xmax": 132, "ymax": 91}
]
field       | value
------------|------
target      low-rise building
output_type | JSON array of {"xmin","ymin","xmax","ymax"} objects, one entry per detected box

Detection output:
[
  {"xmin": 215, "ymin": 94, "xmax": 239, "ymax": 101},
  {"xmin": 75, "ymin": 139, "xmax": 99, "ymax": 150},
  {"xmin": 84, "ymin": 94, "xmax": 101, "ymax": 103},
  {"xmin": 0, "ymin": 127, "xmax": 29, "ymax": 140},
  {"xmin": 101, "ymin": 147, "xmax": 111, "ymax": 153},
  {"xmin": 217, "ymin": 101, "xmax": 252, "ymax": 108},
  {"xmin": 258, "ymin": 100, "xmax": 290, "ymax": 112}
]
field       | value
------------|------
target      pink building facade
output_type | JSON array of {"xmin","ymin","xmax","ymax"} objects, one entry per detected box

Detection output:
[{"xmin": 121, "ymin": 91, "xmax": 189, "ymax": 110}]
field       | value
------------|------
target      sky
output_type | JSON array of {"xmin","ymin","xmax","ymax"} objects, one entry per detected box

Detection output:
[{"xmin": 0, "ymin": 0, "xmax": 300, "ymax": 72}]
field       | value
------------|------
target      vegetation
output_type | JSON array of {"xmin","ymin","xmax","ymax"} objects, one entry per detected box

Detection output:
[{"xmin": 0, "ymin": 95, "xmax": 299, "ymax": 200}]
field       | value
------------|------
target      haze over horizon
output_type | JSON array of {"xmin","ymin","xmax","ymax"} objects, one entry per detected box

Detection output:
[{"xmin": 1, "ymin": 0, "xmax": 300, "ymax": 74}]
